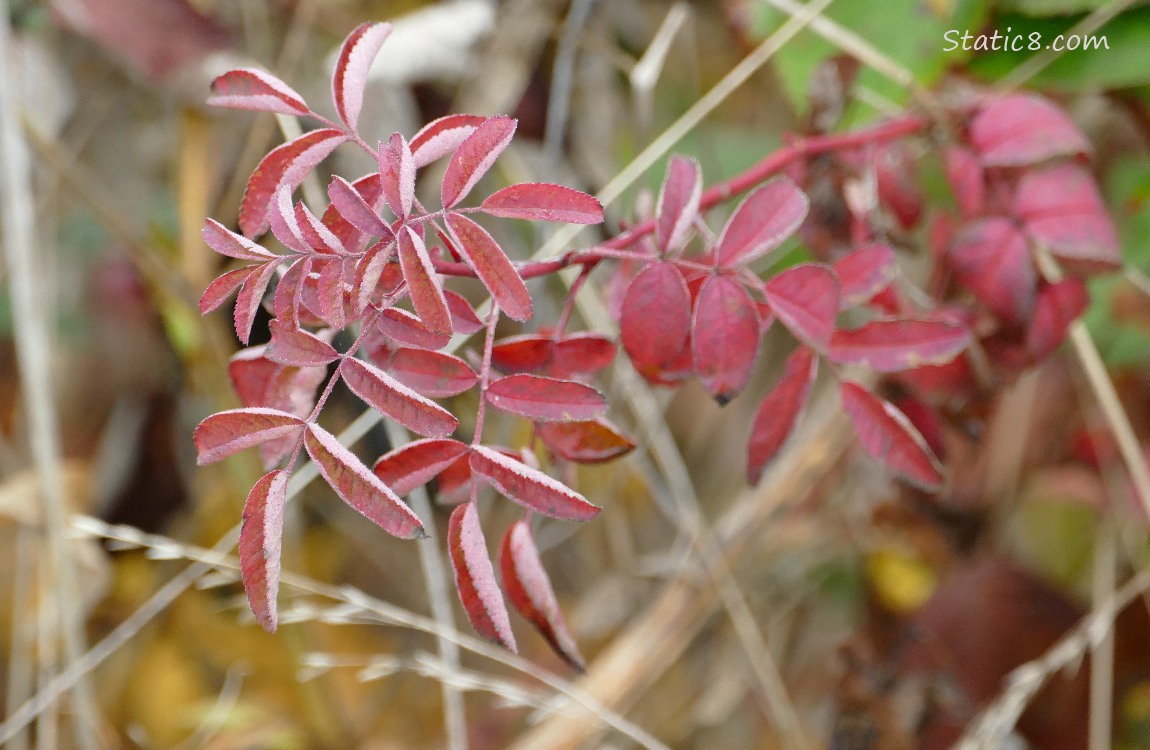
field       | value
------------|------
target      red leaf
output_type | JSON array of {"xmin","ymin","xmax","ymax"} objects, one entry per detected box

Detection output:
[
  {"xmin": 265, "ymin": 320, "xmax": 339, "ymax": 367},
  {"xmin": 833, "ymin": 243, "xmax": 897, "ymax": 310},
  {"xmin": 229, "ymin": 347, "xmax": 325, "ymax": 468},
  {"xmin": 1014, "ymin": 163, "xmax": 1120, "ymax": 270},
  {"xmin": 377, "ymin": 307, "xmax": 451, "ymax": 350},
  {"xmin": 340, "ymin": 357, "xmax": 458, "ymax": 437},
  {"xmin": 410, "ymin": 114, "xmax": 486, "ymax": 168},
  {"xmin": 398, "ymin": 226, "xmax": 452, "ymax": 335},
  {"xmin": 444, "ymin": 212, "xmax": 532, "ymax": 321},
  {"xmin": 480, "ymin": 183, "xmax": 603, "ymax": 224},
  {"xmin": 746, "ymin": 347, "xmax": 817, "ymax": 484},
  {"xmin": 840, "ymin": 381, "xmax": 944, "ymax": 490},
  {"xmin": 436, "ymin": 455, "xmax": 478, "ymax": 505},
  {"xmin": 208, "ymin": 68, "xmax": 309, "ymax": 116},
  {"xmin": 537, "ymin": 418, "xmax": 635, "ymax": 464},
  {"xmin": 324, "ymin": 173, "xmax": 385, "ymax": 251},
  {"xmin": 240, "ymin": 128, "xmax": 348, "ymax": 238},
  {"xmin": 200, "ymin": 266, "xmax": 255, "ymax": 315},
  {"xmin": 379, "ymin": 132, "xmax": 416, "ymax": 219},
  {"xmin": 294, "ymin": 201, "xmax": 345, "ymax": 255},
  {"xmin": 486, "ymin": 374, "xmax": 607, "ymax": 422},
  {"xmin": 327, "ymin": 175, "xmax": 393, "ymax": 240},
  {"xmin": 238, "ymin": 469, "xmax": 290, "ymax": 633},
  {"xmin": 449, "ymin": 502, "xmax": 517, "ymax": 651},
  {"xmin": 314, "ymin": 258, "xmax": 349, "ymax": 329},
  {"xmin": 501, "ymin": 520, "xmax": 585, "ymax": 670},
  {"xmin": 470, "ymin": 445, "xmax": 601, "ymax": 520},
  {"xmin": 491, "ymin": 334, "xmax": 554, "ymax": 373},
  {"xmin": 620, "ymin": 262, "xmax": 691, "ymax": 380},
  {"xmin": 949, "ymin": 218, "xmax": 1036, "ymax": 325},
  {"xmin": 441, "ymin": 116, "xmax": 516, "ymax": 208},
  {"xmin": 372, "ymin": 438, "xmax": 470, "ymax": 496},
  {"xmin": 304, "ymin": 423, "xmax": 426, "ymax": 538},
  {"xmin": 944, "ymin": 147, "xmax": 984, "ymax": 218},
  {"xmin": 194, "ymin": 407, "xmax": 304, "ymax": 465},
  {"xmin": 691, "ymin": 274, "xmax": 761, "ymax": 404},
  {"xmin": 829, "ymin": 318, "xmax": 970, "ymax": 372},
  {"xmin": 715, "ymin": 177, "xmax": 809, "ymax": 267},
  {"xmin": 354, "ymin": 242, "xmax": 398, "ymax": 314},
  {"xmin": 763, "ymin": 263, "xmax": 839, "ymax": 350},
  {"xmin": 202, "ymin": 218, "xmax": 278, "ymax": 261},
  {"xmin": 1027, "ymin": 279, "xmax": 1088, "ymax": 360},
  {"xmin": 234, "ymin": 260, "xmax": 280, "ymax": 345},
  {"xmin": 875, "ymin": 144, "xmax": 922, "ymax": 230},
  {"xmin": 445, "ymin": 291, "xmax": 484, "ymax": 334},
  {"xmin": 551, "ymin": 334, "xmax": 616, "ymax": 378},
  {"xmin": 268, "ymin": 186, "xmax": 310, "ymax": 253},
  {"xmin": 970, "ymin": 93, "xmax": 1090, "ymax": 167},
  {"xmin": 388, "ymin": 348, "xmax": 478, "ymax": 397},
  {"xmin": 656, "ymin": 155, "xmax": 702, "ymax": 253},
  {"xmin": 332, "ymin": 22, "xmax": 393, "ymax": 131}
]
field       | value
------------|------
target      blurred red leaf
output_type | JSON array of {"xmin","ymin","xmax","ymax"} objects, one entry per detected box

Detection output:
[
  {"xmin": 441, "ymin": 116, "xmax": 516, "ymax": 208},
  {"xmin": 388, "ymin": 348, "xmax": 478, "ymax": 397},
  {"xmin": 491, "ymin": 334, "xmax": 554, "ymax": 373},
  {"xmin": 398, "ymin": 226, "xmax": 452, "ymax": 335},
  {"xmin": 341, "ymin": 357, "xmax": 458, "ymax": 437},
  {"xmin": 265, "ymin": 320, "xmax": 340, "ymax": 367},
  {"xmin": 470, "ymin": 445, "xmax": 601, "ymax": 520},
  {"xmin": 238, "ymin": 469, "xmax": 290, "ymax": 633},
  {"xmin": 944, "ymin": 147, "xmax": 984, "ymax": 218},
  {"xmin": 746, "ymin": 347, "xmax": 817, "ymax": 484},
  {"xmin": 410, "ymin": 114, "xmax": 486, "ymax": 168},
  {"xmin": 372, "ymin": 438, "xmax": 470, "ymax": 496},
  {"xmin": 656, "ymin": 156, "xmax": 702, "ymax": 253},
  {"xmin": 1027, "ymin": 279, "xmax": 1089, "ymax": 360},
  {"xmin": 715, "ymin": 177, "xmax": 809, "ymax": 268},
  {"xmin": 537, "ymin": 418, "xmax": 635, "ymax": 464},
  {"xmin": 764, "ymin": 263, "xmax": 839, "ymax": 349},
  {"xmin": 450, "ymin": 502, "xmax": 517, "ymax": 650},
  {"xmin": 377, "ymin": 307, "xmax": 451, "ymax": 351},
  {"xmin": 875, "ymin": 144, "xmax": 922, "ymax": 229},
  {"xmin": 840, "ymin": 382, "xmax": 943, "ymax": 490},
  {"xmin": 209, "ymin": 68, "xmax": 309, "ymax": 116},
  {"xmin": 229, "ymin": 346, "xmax": 324, "ymax": 468},
  {"xmin": 444, "ymin": 212, "xmax": 532, "ymax": 321},
  {"xmin": 486, "ymin": 374, "xmax": 607, "ymax": 422},
  {"xmin": 551, "ymin": 334, "xmax": 616, "ymax": 378},
  {"xmin": 829, "ymin": 318, "xmax": 970, "ymax": 372},
  {"xmin": 481, "ymin": 183, "xmax": 603, "ymax": 224},
  {"xmin": 949, "ymin": 218, "xmax": 1036, "ymax": 325},
  {"xmin": 620, "ymin": 262, "xmax": 692, "ymax": 380},
  {"xmin": 194, "ymin": 407, "xmax": 304, "ymax": 465},
  {"xmin": 1014, "ymin": 163, "xmax": 1120, "ymax": 270},
  {"xmin": 379, "ymin": 132, "xmax": 416, "ymax": 219},
  {"xmin": 692, "ymin": 274, "xmax": 761, "ymax": 404},
  {"xmin": 971, "ymin": 93, "xmax": 1090, "ymax": 167},
  {"xmin": 240, "ymin": 129, "xmax": 348, "ymax": 238},
  {"xmin": 332, "ymin": 22, "xmax": 393, "ymax": 132},
  {"xmin": 834, "ymin": 243, "xmax": 896, "ymax": 310},
  {"xmin": 445, "ymin": 291, "xmax": 484, "ymax": 334}
]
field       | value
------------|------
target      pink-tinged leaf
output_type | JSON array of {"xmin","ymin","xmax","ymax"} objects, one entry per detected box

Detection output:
[
  {"xmin": 353, "ymin": 240, "xmax": 397, "ymax": 314},
  {"xmin": 551, "ymin": 334, "xmax": 616, "ymax": 378},
  {"xmin": 1027, "ymin": 279, "xmax": 1088, "ymax": 361},
  {"xmin": 314, "ymin": 258, "xmax": 348, "ymax": 329},
  {"xmin": 265, "ymin": 320, "xmax": 339, "ymax": 367},
  {"xmin": 829, "ymin": 318, "xmax": 970, "ymax": 372},
  {"xmin": 411, "ymin": 114, "xmax": 486, "ymax": 167},
  {"xmin": 746, "ymin": 347, "xmax": 817, "ymax": 484},
  {"xmin": 486, "ymin": 374, "xmax": 607, "ymax": 422},
  {"xmin": 234, "ymin": 260, "xmax": 280, "ymax": 345},
  {"xmin": 324, "ymin": 173, "xmax": 385, "ymax": 251},
  {"xmin": 294, "ymin": 201, "xmax": 345, "ymax": 255},
  {"xmin": 332, "ymin": 22, "xmax": 393, "ymax": 132},
  {"xmin": 833, "ymin": 243, "xmax": 897, "ymax": 310},
  {"xmin": 491, "ymin": 334, "xmax": 554, "ymax": 373},
  {"xmin": 268, "ymin": 186, "xmax": 310, "ymax": 253},
  {"xmin": 377, "ymin": 307, "xmax": 451, "ymax": 350},
  {"xmin": 341, "ymin": 357, "xmax": 458, "ymax": 437},
  {"xmin": 656, "ymin": 155, "xmax": 702, "ymax": 253},
  {"xmin": 470, "ymin": 445, "xmax": 601, "ymax": 520},
  {"xmin": 480, "ymin": 183, "xmax": 603, "ymax": 224},
  {"xmin": 875, "ymin": 144, "xmax": 922, "ymax": 230},
  {"xmin": 208, "ymin": 68, "xmax": 309, "ymax": 117},
  {"xmin": 398, "ymin": 226, "xmax": 453, "ymax": 335},
  {"xmin": 304, "ymin": 423, "xmax": 426, "ymax": 539},
  {"xmin": 388, "ymin": 348, "xmax": 478, "ymax": 397},
  {"xmin": 449, "ymin": 502, "xmax": 517, "ymax": 651},
  {"xmin": 202, "ymin": 218, "xmax": 278, "ymax": 261},
  {"xmin": 230, "ymin": 347, "xmax": 324, "ymax": 468},
  {"xmin": 840, "ymin": 382, "xmax": 944, "ymax": 490},
  {"xmin": 379, "ymin": 132, "xmax": 416, "ymax": 219},
  {"xmin": 892, "ymin": 395, "xmax": 947, "ymax": 462},
  {"xmin": 763, "ymin": 263, "xmax": 839, "ymax": 350},
  {"xmin": 691, "ymin": 274, "xmax": 761, "ymax": 404},
  {"xmin": 501, "ymin": 520, "xmax": 585, "ymax": 670},
  {"xmin": 620, "ymin": 262, "xmax": 692, "ymax": 380},
  {"xmin": 372, "ymin": 438, "xmax": 470, "ymax": 496},
  {"xmin": 238, "ymin": 469, "xmax": 290, "ymax": 633},
  {"xmin": 944, "ymin": 147, "xmax": 984, "ymax": 218},
  {"xmin": 445, "ymin": 291, "xmax": 484, "ymax": 334},
  {"xmin": 441, "ymin": 116, "xmax": 516, "ymax": 208},
  {"xmin": 327, "ymin": 175, "xmax": 393, "ymax": 240},
  {"xmin": 716, "ymin": 177, "xmax": 809, "ymax": 267},
  {"xmin": 444, "ymin": 212, "xmax": 532, "ymax": 321},
  {"xmin": 240, "ymin": 129, "xmax": 348, "ymax": 238},
  {"xmin": 272, "ymin": 257, "xmax": 312, "ymax": 330},
  {"xmin": 1014, "ymin": 163, "xmax": 1121, "ymax": 270},
  {"xmin": 971, "ymin": 93, "xmax": 1090, "ymax": 167},
  {"xmin": 194, "ymin": 407, "xmax": 304, "ymax": 465},
  {"xmin": 537, "ymin": 418, "xmax": 635, "ymax": 464},
  {"xmin": 200, "ymin": 266, "xmax": 256, "ymax": 315},
  {"xmin": 949, "ymin": 218, "xmax": 1036, "ymax": 325}
]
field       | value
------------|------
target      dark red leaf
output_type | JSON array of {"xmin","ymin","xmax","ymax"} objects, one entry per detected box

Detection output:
[
  {"xmin": 323, "ymin": 173, "xmax": 385, "ymax": 251},
  {"xmin": 1027, "ymin": 279, "xmax": 1089, "ymax": 360},
  {"xmin": 1014, "ymin": 163, "xmax": 1120, "ymax": 271},
  {"xmin": 691, "ymin": 274, "xmax": 761, "ymax": 404},
  {"xmin": 944, "ymin": 147, "xmax": 984, "ymax": 218},
  {"xmin": 500, "ymin": 520, "xmax": 585, "ymax": 670},
  {"xmin": 875, "ymin": 144, "xmax": 922, "ymax": 230},
  {"xmin": 410, "ymin": 114, "xmax": 486, "ymax": 168},
  {"xmin": 398, "ymin": 226, "xmax": 453, "ymax": 335},
  {"xmin": 715, "ymin": 177, "xmax": 809, "ymax": 268},
  {"xmin": 551, "ymin": 334, "xmax": 616, "ymax": 377},
  {"xmin": 194, "ymin": 407, "xmax": 304, "ymax": 465},
  {"xmin": 470, "ymin": 445, "xmax": 601, "ymax": 520},
  {"xmin": 202, "ymin": 218, "xmax": 278, "ymax": 261},
  {"xmin": 620, "ymin": 262, "xmax": 692, "ymax": 380},
  {"xmin": 656, "ymin": 155, "xmax": 702, "ymax": 253},
  {"xmin": 486, "ymin": 374, "xmax": 607, "ymax": 422},
  {"xmin": 304, "ymin": 423, "xmax": 426, "ymax": 539},
  {"xmin": 441, "ymin": 116, "xmax": 516, "ymax": 208},
  {"xmin": 445, "ymin": 291, "xmax": 484, "ymax": 334},
  {"xmin": 379, "ymin": 132, "xmax": 416, "ymax": 219},
  {"xmin": 388, "ymin": 348, "xmax": 478, "ymax": 397},
  {"xmin": 829, "ymin": 318, "xmax": 970, "ymax": 372},
  {"xmin": 327, "ymin": 175, "xmax": 393, "ymax": 240},
  {"xmin": 332, "ymin": 22, "xmax": 393, "ymax": 132},
  {"xmin": 238, "ymin": 469, "xmax": 290, "ymax": 633},
  {"xmin": 340, "ymin": 357, "xmax": 458, "ymax": 437},
  {"xmin": 200, "ymin": 266, "xmax": 255, "ymax": 315},
  {"xmin": 833, "ymin": 243, "xmax": 897, "ymax": 310},
  {"xmin": 229, "ymin": 346, "xmax": 324, "ymax": 468},
  {"xmin": 840, "ymin": 381, "xmax": 944, "ymax": 490},
  {"xmin": 377, "ymin": 307, "xmax": 451, "ymax": 350},
  {"xmin": 746, "ymin": 347, "xmax": 817, "ymax": 484},
  {"xmin": 240, "ymin": 128, "xmax": 348, "ymax": 238},
  {"xmin": 265, "ymin": 320, "xmax": 339, "ymax": 367},
  {"xmin": 491, "ymin": 334, "xmax": 554, "ymax": 373},
  {"xmin": 208, "ymin": 68, "xmax": 310, "ymax": 116},
  {"xmin": 480, "ymin": 183, "xmax": 603, "ymax": 224},
  {"xmin": 949, "ymin": 218, "xmax": 1036, "ymax": 325},
  {"xmin": 372, "ymin": 438, "xmax": 470, "ymax": 496},
  {"xmin": 537, "ymin": 418, "xmax": 635, "ymax": 464},
  {"xmin": 436, "ymin": 455, "xmax": 478, "ymax": 505},
  {"xmin": 233, "ymin": 260, "xmax": 280, "ymax": 345},
  {"xmin": 763, "ymin": 263, "xmax": 839, "ymax": 350},
  {"xmin": 449, "ymin": 502, "xmax": 517, "ymax": 651},
  {"xmin": 444, "ymin": 212, "xmax": 532, "ymax": 321},
  {"xmin": 971, "ymin": 93, "xmax": 1090, "ymax": 167}
]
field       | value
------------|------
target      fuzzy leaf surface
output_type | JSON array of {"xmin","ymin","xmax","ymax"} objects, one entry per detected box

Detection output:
[
  {"xmin": 397, "ymin": 226, "xmax": 452, "ymax": 335},
  {"xmin": 200, "ymin": 266, "xmax": 256, "ymax": 315},
  {"xmin": 715, "ymin": 177, "xmax": 809, "ymax": 267},
  {"xmin": 1014, "ymin": 163, "xmax": 1120, "ymax": 270},
  {"xmin": 194, "ymin": 408, "xmax": 305, "ymax": 465},
  {"xmin": 470, "ymin": 445, "xmax": 601, "ymax": 520},
  {"xmin": 377, "ymin": 307, "xmax": 451, "ymax": 351},
  {"xmin": 379, "ymin": 132, "xmax": 416, "ymax": 219},
  {"xmin": 763, "ymin": 263, "xmax": 839, "ymax": 350},
  {"xmin": 388, "ymin": 348, "xmax": 478, "ymax": 398},
  {"xmin": 238, "ymin": 469, "xmax": 290, "ymax": 633},
  {"xmin": 410, "ymin": 114, "xmax": 485, "ymax": 168},
  {"xmin": 341, "ymin": 357, "xmax": 458, "ymax": 437},
  {"xmin": 486, "ymin": 374, "xmax": 607, "ymax": 422},
  {"xmin": 265, "ymin": 320, "xmax": 339, "ymax": 367},
  {"xmin": 332, "ymin": 22, "xmax": 393, "ymax": 131},
  {"xmin": 208, "ymin": 68, "xmax": 310, "ymax": 116},
  {"xmin": 327, "ymin": 175, "xmax": 393, "ymax": 240},
  {"xmin": 202, "ymin": 219, "xmax": 278, "ymax": 261},
  {"xmin": 450, "ymin": 502, "xmax": 516, "ymax": 651},
  {"xmin": 240, "ymin": 129, "xmax": 348, "ymax": 238},
  {"xmin": 372, "ymin": 438, "xmax": 470, "ymax": 496},
  {"xmin": 441, "ymin": 116, "xmax": 516, "ymax": 208},
  {"xmin": 233, "ymin": 261, "xmax": 280, "ymax": 345},
  {"xmin": 480, "ymin": 183, "xmax": 603, "ymax": 224},
  {"xmin": 444, "ymin": 212, "xmax": 532, "ymax": 321}
]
